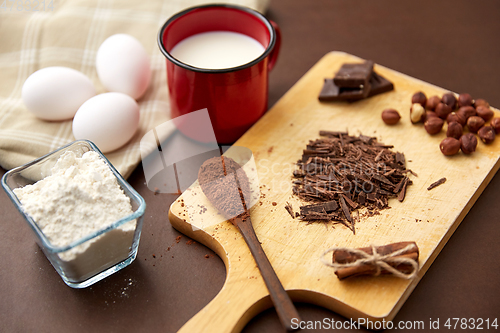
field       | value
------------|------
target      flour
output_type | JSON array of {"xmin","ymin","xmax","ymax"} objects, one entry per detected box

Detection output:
[{"xmin": 14, "ymin": 150, "xmax": 137, "ymax": 281}]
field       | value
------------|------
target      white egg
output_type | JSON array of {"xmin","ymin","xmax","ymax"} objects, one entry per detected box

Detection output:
[
  {"xmin": 72, "ymin": 92, "xmax": 140, "ymax": 153},
  {"xmin": 96, "ymin": 34, "xmax": 151, "ymax": 100},
  {"xmin": 22, "ymin": 67, "xmax": 96, "ymax": 121}
]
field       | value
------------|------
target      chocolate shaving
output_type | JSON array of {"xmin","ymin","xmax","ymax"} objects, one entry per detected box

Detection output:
[
  {"xmin": 341, "ymin": 194, "xmax": 358, "ymax": 210},
  {"xmin": 285, "ymin": 202, "xmax": 295, "ymax": 218},
  {"xmin": 339, "ymin": 196, "xmax": 352, "ymax": 223},
  {"xmin": 293, "ymin": 131, "xmax": 414, "ymax": 232},
  {"xmin": 396, "ymin": 152, "xmax": 405, "ymax": 166},
  {"xmin": 427, "ymin": 177, "xmax": 446, "ymax": 191},
  {"xmin": 403, "ymin": 169, "xmax": 418, "ymax": 177},
  {"xmin": 319, "ymin": 130, "xmax": 348, "ymax": 137},
  {"xmin": 397, "ymin": 177, "xmax": 410, "ymax": 202},
  {"xmin": 394, "ymin": 177, "xmax": 405, "ymax": 194},
  {"xmin": 300, "ymin": 212, "xmax": 337, "ymax": 221},
  {"xmin": 358, "ymin": 191, "xmax": 366, "ymax": 205},
  {"xmin": 371, "ymin": 174, "xmax": 393, "ymax": 185}
]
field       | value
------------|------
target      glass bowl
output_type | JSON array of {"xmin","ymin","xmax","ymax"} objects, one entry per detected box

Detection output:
[{"xmin": 1, "ymin": 140, "xmax": 146, "ymax": 288}]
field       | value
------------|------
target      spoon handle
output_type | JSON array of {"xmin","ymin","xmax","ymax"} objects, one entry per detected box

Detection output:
[{"xmin": 235, "ymin": 216, "xmax": 301, "ymax": 331}]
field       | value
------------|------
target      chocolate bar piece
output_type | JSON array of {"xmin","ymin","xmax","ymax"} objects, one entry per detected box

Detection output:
[
  {"xmin": 318, "ymin": 78, "xmax": 371, "ymax": 102},
  {"xmin": 367, "ymin": 72, "xmax": 394, "ymax": 97},
  {"xmin": 319, "ymin": 71, "xmax": 393, "ymax": 102},
  {"xmin": 334, "ymin": 60, "xmax": 374, "ymax": 88}
]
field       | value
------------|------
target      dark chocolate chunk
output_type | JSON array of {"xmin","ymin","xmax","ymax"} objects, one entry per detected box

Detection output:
[
  {"xmin": 319, "ymin": 71, "xmax": 394, "ymax": 102},
  {"xmin": 318, "ymin": 78, "xmax": 371, "ymax": 102},
  {"xmin": 367, "ymin": 72, "xmax": 394, "ymax": 97},
  {"xmin": 300, "ymin": 204, "xmax": 326, "ymax": 215},
  {"xmin": 318, "ymin": 79, "xmax": 340, "ymax": 101},
  {"xmin": 323, "ymin": 200, "xmax": 339, "ymax": 212},
  {"xmin": 300, "ymin": 201, "xmax": 339, "ymax": 215},
  {"xmin": 334, "ymin": 60, "xmax": 374, "ymax": 88}
]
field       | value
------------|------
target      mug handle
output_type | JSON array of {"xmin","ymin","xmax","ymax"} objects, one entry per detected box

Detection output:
[{"xmin": 268, "ymin": 20, "xmax": 281, "ymax": 71}]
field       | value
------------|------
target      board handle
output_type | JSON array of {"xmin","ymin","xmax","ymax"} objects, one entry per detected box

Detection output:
[
  {"xmin": 176, "ymin": 272, "xmax": 272, "ymax": 333},
  {"xmin": 235, "ymin": 216, "xmax": 301, "ymax": 331}
]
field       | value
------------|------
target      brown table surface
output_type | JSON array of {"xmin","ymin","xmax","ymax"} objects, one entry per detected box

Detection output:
[{"xmin": 1, "ymin": 1, "xmax": 500, "ymax": 332}]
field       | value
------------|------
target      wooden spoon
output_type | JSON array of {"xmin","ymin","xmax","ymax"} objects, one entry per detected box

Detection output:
[{"xmin": 198, "ymin": 156, "xmax": 301, "ymax": 331}]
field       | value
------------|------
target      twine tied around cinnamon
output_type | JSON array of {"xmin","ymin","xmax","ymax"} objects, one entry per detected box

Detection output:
[{"xmin": 320, "ymin": 243, "xmax": 419, "ymax": 280}]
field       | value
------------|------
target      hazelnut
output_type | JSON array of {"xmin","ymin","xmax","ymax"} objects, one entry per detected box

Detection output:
[
  {"xmin": 424, "ymin": 117, "xmax": 444, "ymax": 135},
  {"xmin": 467, "ymin": 116, "xmax": 485, "ymax": 133},
  {"xmin": 440, "ymin": 137, "xmax": 461, "ymax": 156},
  {"xmin": 460, "ymin": 133, "xmax": 478, "ymax": 154},
  {"xmin": 441, "ymin": 93, "xmax": 457, "ymax": 110},
  {"xmin": 490, "ymin": 117, "xmax": 500, "ymax": 134},
  {"xmin": 410, "ymin": 103, "xmax": 425, "ymax": 124},
  {"xmin": 457, "ymin": 106, "xmax": 476, "ymax": 120},
  {"xmin": 424, "ymin": 111, "xmax": 438, "ymax": 122},
  {"xmin": 446, "ymin": 121, "xmax": 463, "ymax": 140},
  {"xmin": 446, "ymin": 112, "xmax": 466, "ymax": 126},
  {"xmin": 476, "ymin": 105, "xmax": 494, "ymax": 122},
  {"xmin": 411, "ymin": 91, "xmax": 427, "ymax": 107},
  {"xmin": 435, "ymin": 102, "xmax": 452, "ymax": 119},
  {"xmin": 478, "ymin": 126, "xmax": 495, "ymax": 144},
  {"xmin": 458, "ymin": 93, "xmax": 473, "ymax": 108},
  {"xmin": 474, "ymin": 98, "xmax": 490, "ymax": 108},
  {"xmin": 425, "ymin": 95, "xmax": 441, "ymax": 111},
  {"xmin": 382, "ymin": 109, "xmax": 401, "ymax": 125}
]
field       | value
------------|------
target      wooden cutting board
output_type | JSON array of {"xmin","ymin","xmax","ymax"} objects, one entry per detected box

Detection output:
[{"xmin": 168, "ymin": 51, "xmax": 500, "ymax": 332}]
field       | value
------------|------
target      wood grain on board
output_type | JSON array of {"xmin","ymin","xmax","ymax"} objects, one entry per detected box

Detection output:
[{"xmin": 168, "ymin": 51, "xmax": 500, "ymax": 332}]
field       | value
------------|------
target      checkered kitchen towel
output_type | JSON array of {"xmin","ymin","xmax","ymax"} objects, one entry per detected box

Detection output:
[{"xmin": 0, "ymin": 0, "xmax": 269, "ymax": 178}]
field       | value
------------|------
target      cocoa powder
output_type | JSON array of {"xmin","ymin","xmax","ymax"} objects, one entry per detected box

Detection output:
[{"xmin": 198, "ymin": 156, "xmax": 251, "ymax": 219}]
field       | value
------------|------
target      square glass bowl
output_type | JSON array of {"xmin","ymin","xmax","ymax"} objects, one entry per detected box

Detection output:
[{"xmin": 1, "ymin": 140, "xmax": 146, "ymax": 288}]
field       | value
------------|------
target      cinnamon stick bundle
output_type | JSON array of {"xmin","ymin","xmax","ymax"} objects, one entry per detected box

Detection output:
[{"xmin": 332, "ymin": 241, "xmax": 419, "ymax": 280}]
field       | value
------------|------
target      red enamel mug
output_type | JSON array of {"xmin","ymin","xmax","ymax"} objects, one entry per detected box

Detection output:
[{"xmin": 158, "ymin": 4, "xmax": 281, "ymax": 144}]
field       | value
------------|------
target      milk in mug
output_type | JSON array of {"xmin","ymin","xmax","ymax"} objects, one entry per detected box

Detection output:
[{"xmin": 170, "ymin": 31, "xmax": 265, "ymax": 70}]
